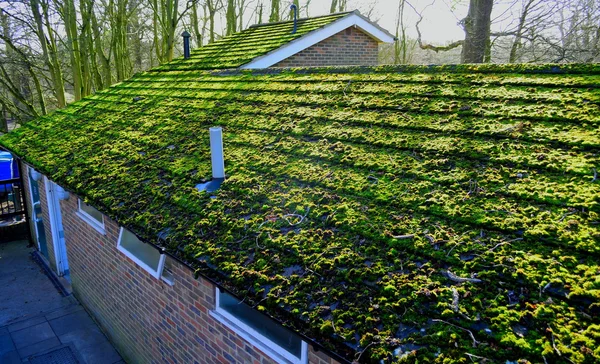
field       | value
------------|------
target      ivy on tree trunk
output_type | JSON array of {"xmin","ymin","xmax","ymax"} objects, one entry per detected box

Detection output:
[{"xmin": 269, "ymin": 0, "xmax": 279, "ymax": 22}]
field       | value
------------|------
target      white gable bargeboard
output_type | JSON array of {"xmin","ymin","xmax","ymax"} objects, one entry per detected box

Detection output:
[{"xmin": 241, "ymin": 12, "xmax": 395, "ymax": 69}]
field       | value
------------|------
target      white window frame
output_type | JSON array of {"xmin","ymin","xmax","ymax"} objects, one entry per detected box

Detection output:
[
  {"xmin": 117, "ymin": 227, "xmax": 166, "ymax": 279},
  {"xmin": 27, "ymin": 167, "xmax": 44, "ymax": 252},
  {"xmin": 76, "ymin": 199, "xmax": 106, "ymax": 235},
  {"xmin": 160, "ymin": 255, "xmax": 176, "ymax": 286},
  {"xmin": 210, "ymin": 288, "xmax": 308, "ymax": 364}
]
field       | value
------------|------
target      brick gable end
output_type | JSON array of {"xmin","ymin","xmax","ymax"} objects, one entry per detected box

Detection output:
[{"xmin": 273, "ymin": 27, "xmax": 379, "ymax": 67}]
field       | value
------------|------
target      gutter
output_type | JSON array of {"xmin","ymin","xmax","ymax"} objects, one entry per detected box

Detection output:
[{"xmin": 0, "ymin": 147, "xmax": 354, "ymax": 364}]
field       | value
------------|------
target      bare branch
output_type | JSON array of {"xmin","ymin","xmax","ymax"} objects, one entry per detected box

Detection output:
[{"xmin": 405, "ymin": 0, "xmax": 464, "ymax": 53}]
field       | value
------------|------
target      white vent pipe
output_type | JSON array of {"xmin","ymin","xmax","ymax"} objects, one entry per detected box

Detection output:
[{"xmin": 210, "ymin": 127, "xmax": 225, "ymax": 179}]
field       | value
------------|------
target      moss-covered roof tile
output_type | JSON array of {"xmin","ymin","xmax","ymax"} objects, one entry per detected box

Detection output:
[
  {"xmin": 158, "ymin": 12, "xmax": 352, "ymax": 71},
  {"xmin": 2, "ymin": 63, "xmax": 599, "ymax": 363}
]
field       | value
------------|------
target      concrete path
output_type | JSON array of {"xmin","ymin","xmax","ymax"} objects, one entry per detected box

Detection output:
[{"xmin": 0, "ymin": 240, "xmax": 123, "ymax": 364}]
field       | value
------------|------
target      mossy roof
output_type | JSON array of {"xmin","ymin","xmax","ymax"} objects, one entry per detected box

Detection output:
[
  {"xmin": 2, "ymin": 63, "xmax": 599, "ymax": 363},
  {"xmin": 159, "ymin": 12, "xmax": 351, "ymax": 71}
]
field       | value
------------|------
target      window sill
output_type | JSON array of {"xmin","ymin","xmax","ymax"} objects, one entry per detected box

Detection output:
[
  {"xmin": 161, "ymin": 273, "xmax": 175, "ymax": 286},
  {"xmin": 209, "ymin": 309, "xmax": 306, "ymax": 364},
  {"xmin": 76, "ymin": 211, "xmax": 106, "ymax": 235},
  {"xmin": 116, "ymin": 244, "xmax": 163, "ymax": 279}
]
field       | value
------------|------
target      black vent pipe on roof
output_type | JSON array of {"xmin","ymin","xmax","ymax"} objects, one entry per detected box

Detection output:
[
  {"xmin": 290, "ymin": 4, "xmax": 297, "ymax": 34},
  {"xmin": 182, "ymin": 31, "xmax": 191, "ymax": 59}
]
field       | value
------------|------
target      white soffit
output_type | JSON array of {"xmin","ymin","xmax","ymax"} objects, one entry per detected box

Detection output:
[{"xmin": 241, "ymin": 12, "xmax": 395, "ymax": 69}]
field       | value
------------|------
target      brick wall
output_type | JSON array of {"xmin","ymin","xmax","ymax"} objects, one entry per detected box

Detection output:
[
  {"xmin": 18, "ymin": 179, "xmax": 344, "ymax": 364},
  {"xmin": 273, "ymin": 27, "xmax": 379, "ymax": 68}
]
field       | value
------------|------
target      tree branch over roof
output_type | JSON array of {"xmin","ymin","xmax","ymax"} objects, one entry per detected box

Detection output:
[{"xmin": 406, "ymin": 0, "xmax": 464, "ymax": 53}]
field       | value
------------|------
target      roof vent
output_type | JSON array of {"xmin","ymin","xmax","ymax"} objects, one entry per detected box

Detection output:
[
  {"xmin": 182, "ymin": 31, "xmax": 191, "ymax": 59},
  {"xmin": 196, "ymin": 127, "xmax": 225, "ymax": 193},
  {"xmin": 290, "ymin": 4, "xmax": 298, "ymax": 34}
]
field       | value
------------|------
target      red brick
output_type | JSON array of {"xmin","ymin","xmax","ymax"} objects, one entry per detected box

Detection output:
[
  {"xmin": 274, "ymin": 27, "xmax": 380, "ymax": 67},
  {"xmin": 20, "ymin": 168, "xmax": 341, "ymax": 364}
]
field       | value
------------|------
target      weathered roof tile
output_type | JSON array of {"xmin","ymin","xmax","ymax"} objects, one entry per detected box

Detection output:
[{"xmin": 2, "ymin": 64, "xmax": 599, "ymax": 362}]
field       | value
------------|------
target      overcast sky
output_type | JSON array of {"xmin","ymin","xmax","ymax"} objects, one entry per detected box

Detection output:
[
  {"xmin": 0, "ymin": 0, "xmax": 523, "ymax": 45},
  {"xmin": 279, "ymin": 0, "xmax": 523, "ymax": 44},
  {"xmin": 311, "ymin": 0, "xmax": 467, "ymax": 42}
]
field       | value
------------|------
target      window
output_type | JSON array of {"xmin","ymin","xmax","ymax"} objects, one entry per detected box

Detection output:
[
  {"xmin": 117, "ymin": 227, "xmax": 166, "ymax": 279},
  {"xmin": 161, "ymin": 255, "xmax": 176, "ymax": 285},
  {"xmin": 211, "ymin": 288, "xmax": 308, "ymax": 364},
  {"xmin": 76, "ymin": 199, "xmax": 105, "ymax": 234}
]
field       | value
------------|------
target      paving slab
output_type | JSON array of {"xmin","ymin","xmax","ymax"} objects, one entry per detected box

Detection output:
[
  {"xmin": 11, "ymin": 322, "xmax": 56, "ymax": 350},
  {"xmin": 49, "ymin": 310, "xmax": 95, "ymax": 337},
  {"xmin": 0, "ymin": 349, "xmax": 21, "ymax": 364},
  {"xmin": 0, "ymin": 241, "xmax": 69, "ymax": 327},
  {"xmin": 0, "ymin": 240, "xmax": 123, "ymax": 363},
  {"xmin": 17, "ymin": 337, "xmax": 61, "ymax": 359},
  {"xmin": 60, "ymin": 325, "xmax": 121, "ymax": 364},
  {"xmin": 44, "ymin": 304, "xmax": 85, "ymax": 322},
  {"xmin": 7, "ymin": 316, "xmax": 47, "ymax": 333},
  {"xmin": 0, "ymin": 331, "xmax": 15, "ymax": 352}
]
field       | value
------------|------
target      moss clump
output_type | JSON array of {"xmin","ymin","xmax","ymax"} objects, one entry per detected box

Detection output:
[{"xmin": 1, "ymin": 64, "xmax": 599, "ymax": 363}]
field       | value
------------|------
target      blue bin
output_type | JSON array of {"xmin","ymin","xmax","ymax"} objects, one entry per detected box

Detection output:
[{"xmin": 0, "ymin": 151, "xmax": 16, "ymax": 193}]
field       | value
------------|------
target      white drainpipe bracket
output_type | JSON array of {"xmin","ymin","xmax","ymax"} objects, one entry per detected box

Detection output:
[
  {"xmin": 29, "ymin": 169, "xmax": 42, "ymax": 181},
  {"xmin": 55, "ymin": 185, "xmax": 70, "ymax": 200}
]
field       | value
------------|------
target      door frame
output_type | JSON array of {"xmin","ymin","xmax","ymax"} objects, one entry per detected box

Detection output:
[
  {"xmin": 27, "ymin": 167, "xmax": 47, "ymax": 255},
  {"xmin": 44, "ymin": 177, "xmax": 69, "ymax": 277}
]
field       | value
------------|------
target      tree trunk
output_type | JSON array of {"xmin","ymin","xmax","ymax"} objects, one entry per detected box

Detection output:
[
  {"xmin": 0, "ymin": 104, "xmax": 8, "ymax": 133},
  {"xmin": 191, "ymin": 1, "xmax": 203, "ymax": 47},
  {"xmin": 78, "ymin": 0, "xmax": 93, "ymax": 95},
  {"xmin": 109, "ymin": 0, "xmax": 131, "ymax": 81},
  {"xmin": 1, "ymin": 6, "xmax": 45, "ymax": 117},
  {"xmin": 509, "ymin": 0, "xmax": 535, "ymax": 63},
  {"xmin": 164, "ymin": 0, "xmax": 178, "ymax": 62},
  {"xmin": 257, "ymin": 3, "xmax": 264, "ymax": 24},
  {"xmin": 30, "ymin": 0, "xmax": 66, "ymax": 107},
  {"xmin": 269, "ymin": 0, "xmax": 280, "ymax": 22},
  {"xmin": 152, "ymin": 0, "xmax": 162, "ymax": 63},
  {"xmin": 329, "ymin": 0, "xmax": 338, "ymax": 14},
  {"xmin": 461, "ymin": 0, "xmax": 493, "ymax": 63},
  {"xmin": 226, "ymin": 0, "xmax": 236, "ymax": 35},
  {"xmin": 56, "ymin": 0, "xmax": 86, "ymax": 100},
  {"xmin": 206, "ymin": 0, "xmax": 217, "ymax": 43},
  {"xmin": 394, "ymin": 0, "xmax": 407, "ymax": 64},
  {"xmin": 238, "ymin": 0, "xmax": 246, "ymax": 31},
  {"xmin": 82, "ymin": 0, "xmax": 105, "ymax": 90},
  {"xmin": 129, "ymin": 0, "xmax": 143, "ymax": 72}
]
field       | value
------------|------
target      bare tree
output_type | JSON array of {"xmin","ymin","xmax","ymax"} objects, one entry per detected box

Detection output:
[
  {"xmin": 461, "ymin": 0, "xmax": 493, "ymax": 63},
  {"xmin": 150, "ymin": 0, "xmax": 195, "ymax": 62},
  {"xmin": 29, "ymin": 0, "xmax": 66, "ymax": 107},
  {"xmin": 269, "ymin": 0, "xmax": 279, "ymax": 22},
  {"xmin": 226, "ymin": 0, "xmax": 237, "ymax": 35}
]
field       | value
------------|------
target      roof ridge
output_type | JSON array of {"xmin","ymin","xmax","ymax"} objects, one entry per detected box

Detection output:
[
  {"xmin": 248, "ymin": 10, "xmax": 356, "ymax": 29},
  {"xmin": 232, "ymin": 63, "xmax": 600, "ymax": 76}
]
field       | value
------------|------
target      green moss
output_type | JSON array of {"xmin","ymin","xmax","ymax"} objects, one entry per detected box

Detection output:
[{"xmin": 1, "ymin": 64, "xmax": 599, "ymax": 363}]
